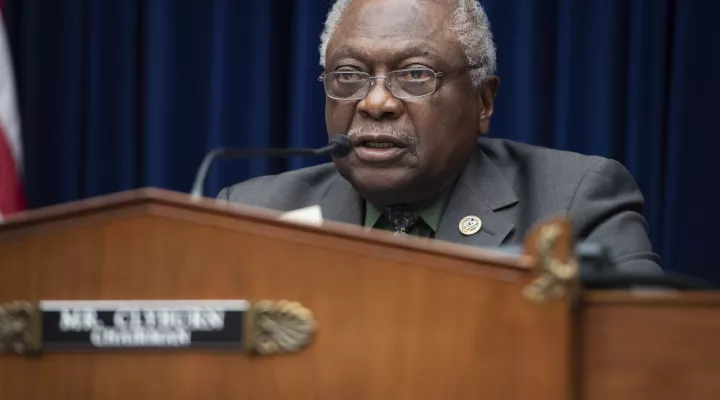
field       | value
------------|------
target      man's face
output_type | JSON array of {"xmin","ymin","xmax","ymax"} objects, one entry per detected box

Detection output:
[{"xmin": 324, "ymin": 0, "xmax": 497, "ymax": 207}]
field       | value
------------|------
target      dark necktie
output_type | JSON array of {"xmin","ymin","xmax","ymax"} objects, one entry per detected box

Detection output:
[{"xmin": 382, "ymin": 207, "xmax": 420, "ymax": 237}]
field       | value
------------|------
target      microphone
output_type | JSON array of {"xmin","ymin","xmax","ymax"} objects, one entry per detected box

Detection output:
[{"xmin": 190, "ymin": 134, "xmax": 353, "ymax": 199}]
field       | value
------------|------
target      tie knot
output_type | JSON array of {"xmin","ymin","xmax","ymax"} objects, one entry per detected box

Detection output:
[{"xmin": 382, "ymin": 207, "xmax": 420, "ymax": 235}]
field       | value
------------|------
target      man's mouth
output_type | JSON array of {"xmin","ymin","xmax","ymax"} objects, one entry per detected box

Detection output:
[
  {"xmin": 351, "ymin": 135, "xmax": 407, "ymax": 162},
  {"xmin": 362, "ymin": 141, "xmax": 398, "ymax": 149},
  {"xmin": 350, "ymin": 133, "xmax": 408, "ymax": 148}
]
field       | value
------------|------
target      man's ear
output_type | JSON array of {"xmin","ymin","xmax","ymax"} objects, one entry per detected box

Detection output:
[{"xmin": 478, "ymin": 76, "xmax": 500, "ymax": 135}]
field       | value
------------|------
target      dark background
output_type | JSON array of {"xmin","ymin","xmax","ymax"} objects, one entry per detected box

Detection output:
[{"xmin": 4, "ymin": 0, "xmax": 719, "ymax": 283}]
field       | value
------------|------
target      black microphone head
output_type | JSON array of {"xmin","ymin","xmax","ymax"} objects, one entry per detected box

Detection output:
[{"xmin": 328, "ymin": 134, "xmax": 353, "ymax": 157}]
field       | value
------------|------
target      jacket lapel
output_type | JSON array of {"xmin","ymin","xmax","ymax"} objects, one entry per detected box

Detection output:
[
  {"xmin": 435, "ymin": 148, "xmax": 518, "ymax": 248},
  {"xmin": 317, "ymin": 145, "xmax": 518, "ymax": 249},
  {"xmin": 318, "ymin": 175, "xmax": 364, "ymax": 225}
]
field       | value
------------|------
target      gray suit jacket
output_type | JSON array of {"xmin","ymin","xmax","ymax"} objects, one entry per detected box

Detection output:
[{"xmin": 218, "ymin": 137, "xmax": 662, "ymax": 273}]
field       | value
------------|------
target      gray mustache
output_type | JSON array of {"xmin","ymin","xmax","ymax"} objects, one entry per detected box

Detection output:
[{"xmin": 347, "ymin": 125, "xmax": 417, "ymax": 145}]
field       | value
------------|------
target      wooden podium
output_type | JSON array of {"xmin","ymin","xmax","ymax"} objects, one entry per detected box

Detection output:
[{"xmin": 0, "ymin": 188, "xmax": 717, "ymax": 399}]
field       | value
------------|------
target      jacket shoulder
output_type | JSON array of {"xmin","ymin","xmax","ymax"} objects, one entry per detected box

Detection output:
[
  {"xmin": 479, "ymin": 138, "xmax": 658, "ymax": 273},
  {"xmin": 477, "ymin": 137, "xmax": 622, "ymax": 194},
  {"xmin": 477, "ymin": 137, "xmax": 638, "ymax": 212},
  {"xmin": 478, "ymin": 137, "xmax": 608, "ymax": 175},
  {"xmin": 217, "ymin": 162, "xmax": 339, "ymax": 210}
]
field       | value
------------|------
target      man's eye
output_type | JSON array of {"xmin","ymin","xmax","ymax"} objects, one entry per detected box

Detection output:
[
  {"xmin": 411, "ymin": 70, "xmax": 426, "ymax": 79},
  {"xmin": 338, "ymin": 72, "xmax": 362, "ymax": 82},
  {"xmin": 402, "ymin": 69, "xmax": 433, "ymax": 81}
]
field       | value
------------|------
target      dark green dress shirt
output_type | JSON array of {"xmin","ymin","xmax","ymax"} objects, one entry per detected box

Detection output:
[{"xmin": 363, "ymin": 189, "xmax": 451, "ymax": 238}]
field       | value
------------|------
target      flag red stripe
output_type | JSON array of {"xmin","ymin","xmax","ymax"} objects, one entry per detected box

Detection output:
[
  {"xmin": 0, "ymin": 124, "xmax": 26, "ymax": 214},
  {"xmin": 0, "ymin": 3, "xmax": 27, "ymax": 217}
]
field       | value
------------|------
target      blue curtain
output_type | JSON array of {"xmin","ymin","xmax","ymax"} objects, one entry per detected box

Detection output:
[{"xmin": 4, "ymin": 0, "xmax": 719, "ymax": 284}]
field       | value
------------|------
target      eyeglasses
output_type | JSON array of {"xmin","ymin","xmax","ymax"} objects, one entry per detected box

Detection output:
[{"xmin": 318, "ymin": 66, "xmax": 478, "ymax": 101}]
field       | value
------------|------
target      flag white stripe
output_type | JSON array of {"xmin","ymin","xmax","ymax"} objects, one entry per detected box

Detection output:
[{"xmin": 0, "ymin": 10, "xmax": 22, "ymax": 172}]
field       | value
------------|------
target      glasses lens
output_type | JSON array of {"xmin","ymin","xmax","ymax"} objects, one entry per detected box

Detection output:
[
  {"xmin": 389, "ymin": 68, "xmax": 437, "ymax": 98},
  {"xmin": 324, "ymin": 72, "xmax": 370, "ymax": 99}
]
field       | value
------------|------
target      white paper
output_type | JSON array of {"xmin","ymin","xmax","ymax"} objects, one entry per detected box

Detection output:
[{"xmin": 278, "ymin": 205, "xmax": 324, "ymax": 227}]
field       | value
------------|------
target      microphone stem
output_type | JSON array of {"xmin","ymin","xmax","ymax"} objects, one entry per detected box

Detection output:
[{"xmin": 190, "ymin": 144, "xmax": 339, "ymax": 199}]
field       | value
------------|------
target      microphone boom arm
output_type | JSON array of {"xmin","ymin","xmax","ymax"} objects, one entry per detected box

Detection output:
[{"xmin": 190, "ymin": 136, "xmax": 351, "ymax": 199}]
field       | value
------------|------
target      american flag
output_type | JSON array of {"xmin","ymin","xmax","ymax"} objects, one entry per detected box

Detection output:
[{"xmin": 0, "ymin": 0, "xmax": 26, "ymax": 221}]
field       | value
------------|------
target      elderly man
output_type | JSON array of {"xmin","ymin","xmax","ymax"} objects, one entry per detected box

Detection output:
[{"xmin": 218, "ymin": 0, "xmax": 661, "ymax": 273}]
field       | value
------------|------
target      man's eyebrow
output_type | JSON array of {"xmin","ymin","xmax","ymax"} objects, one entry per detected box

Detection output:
[
  {"xmin": 327, "ymin": 42, "xmax": 442, "ymax": 65},
  {"xmin": 329, "ymin": 46, "xmax": 366, "ymax": 62},
  {"xmin": 392, "ymin": 42, "xmax": 442, "ymax": 59}
]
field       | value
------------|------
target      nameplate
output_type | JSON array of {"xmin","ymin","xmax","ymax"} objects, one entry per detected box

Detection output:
[
  {"xmin": 0, "ymin": 299, "xmax": 315, "ymax": 356},
  {"xmin": 40, "ymin": 300, "xmax": 248, "ymax": 350}
]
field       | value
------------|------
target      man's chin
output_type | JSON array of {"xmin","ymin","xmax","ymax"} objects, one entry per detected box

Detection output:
[
  {"xmin": 334, "ymin": 159, "xmax": 422, "ymax": 203},
  {"xmin": 346, "ymin": 175, "xmax": 418, "ymax": 206}
]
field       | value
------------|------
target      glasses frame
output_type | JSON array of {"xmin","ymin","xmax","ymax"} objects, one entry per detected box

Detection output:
[{"xmin": 318, "ymin": 65, "xmax": 479, "ymax": 101}]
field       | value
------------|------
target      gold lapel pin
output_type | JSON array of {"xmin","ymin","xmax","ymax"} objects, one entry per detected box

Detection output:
[{"xmin": 459, "ymin": 215, "xmax": 482, "ymax": 236}]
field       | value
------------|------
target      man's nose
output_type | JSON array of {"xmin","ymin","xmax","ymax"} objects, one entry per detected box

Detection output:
[{"xmin": 357, "ymin": 78, "xmax": 404, "ymax": 120}]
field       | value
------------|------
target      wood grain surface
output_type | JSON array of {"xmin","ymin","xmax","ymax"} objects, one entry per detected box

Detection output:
[
  {"xmin": 0, "ymin": 189, "xmax": 572, "ymax": 400},
  {"xmin": 578, "ymin": 291, "xmax": 720, "ymax": 400}
]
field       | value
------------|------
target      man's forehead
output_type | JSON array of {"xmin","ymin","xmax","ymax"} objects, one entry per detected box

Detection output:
[
  {"xmin": 349, "ymin": 0, "xmax": 455, "ymax": 10},
  {"xmin": 326, "ymin": 0, "xmax": 458, "ymax": 64},
  {"xmin": 341, "ymin": 0, "xmax": 453, "ymax": 39}
]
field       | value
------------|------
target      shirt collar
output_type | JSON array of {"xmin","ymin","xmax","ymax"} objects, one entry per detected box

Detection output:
[{"xmin": 363, "ymin": 186, "xmax": 452, "ymax": 232}]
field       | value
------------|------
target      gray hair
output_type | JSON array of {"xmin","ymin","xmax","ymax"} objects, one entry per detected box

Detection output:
[{"xmin": 318, "ymin": 0, "xmax": 497, "ymax": 88}]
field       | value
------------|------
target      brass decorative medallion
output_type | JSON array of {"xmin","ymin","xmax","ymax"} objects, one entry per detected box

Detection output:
[
  {"xmin": 0, "ymin": 301, "xmax": 42, "ymax": 355},
  {"xmin": 523, "ymin": 222, "xmax": 579, "ymax": 304},
  {"xmin": 245, "ymin": 300, "xmax": 316, "ymax": 355}
]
